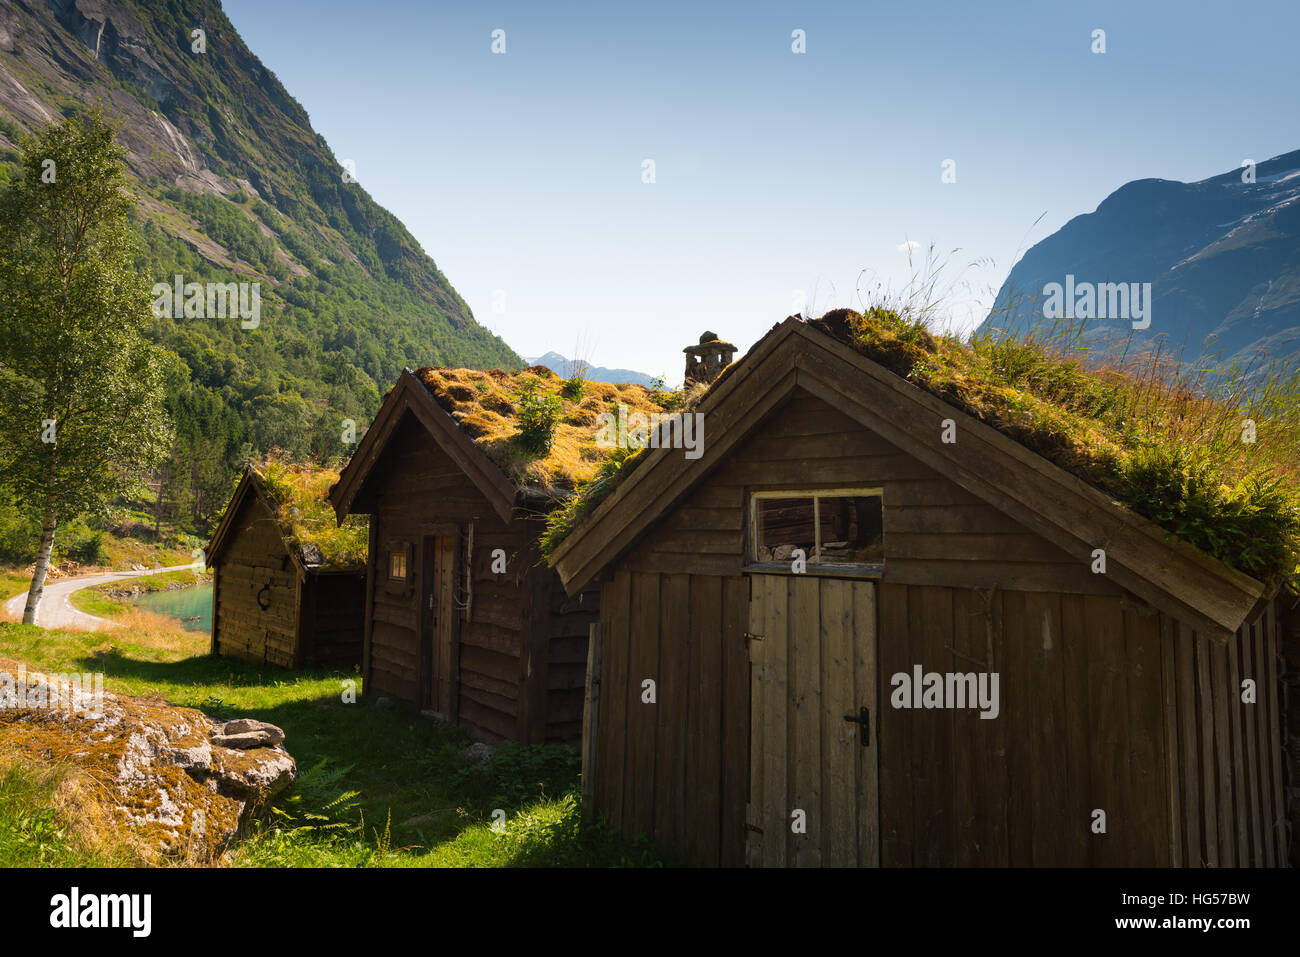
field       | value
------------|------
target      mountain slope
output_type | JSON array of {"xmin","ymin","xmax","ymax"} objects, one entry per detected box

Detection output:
[
  {"xmin": 524, "ymin": 352, "xmax": 657, "ymax": 387},
  {"xmin": 0, "ymin": 0, "xmax": 520, "ymax": 527},
  {"xmin": 978, "ymin": 150, "xmax": 1300, "ymax": 369}
]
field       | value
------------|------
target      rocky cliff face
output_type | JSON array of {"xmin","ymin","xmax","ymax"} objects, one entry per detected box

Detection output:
[
  {"xmin": 978, "ymin": 150, "xmax": 1300, "ymax": 371},
  {"xmin": 0, "ymin": 0, "xmax": 521, "ymax": 517},
  {"xmin": 0, "ymin": 0, "xmax": 519, "ymax": 499}
]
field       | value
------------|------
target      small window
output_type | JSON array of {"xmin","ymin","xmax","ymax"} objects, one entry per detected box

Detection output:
[
  {"xmin": 388, "ymin": 548, "xmax": 408, "ymax": 581},
  {"xmin": 751, "ymin": 490, "xmax": 883, "ymax": 570}
]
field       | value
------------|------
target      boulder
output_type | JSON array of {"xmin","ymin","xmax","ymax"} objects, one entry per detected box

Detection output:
[
  {"xmin": 0, "ymin": 658, "xmax": 296, "ymax": 862},
  {"xmin": 211, "ymin": 718, "xmax": 285, "ymax": 749}
]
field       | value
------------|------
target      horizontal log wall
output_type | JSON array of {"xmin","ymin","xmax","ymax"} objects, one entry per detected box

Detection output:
[
  {"xmin": 213, "ymin": 494, "xmax": 299, "ymax": 668},
  {"xmin": 361, "ymin": 414, "xmax": 594, "ymax": 743},
  {"xmin": 545, "ymin": 580, "xmax": 599, "ymax": 744}
]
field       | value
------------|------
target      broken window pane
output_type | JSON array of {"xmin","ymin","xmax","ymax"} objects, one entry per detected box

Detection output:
[
  {"xmin": 816, "ymin": 495, "xmax": 884, "ymax": 565},
  {"xmin": 756, "ymin": 497, "xmax": 815, "ymax": 563}
]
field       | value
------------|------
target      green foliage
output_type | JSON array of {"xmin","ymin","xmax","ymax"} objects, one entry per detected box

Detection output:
[
  {"xmin": 0, "ymin": 763, "xmax": 132, "ymax": 866},
  {"xmin": 0, "ymin": 109, "xmax": 172, "ymax": 572},
  {"xmin": 454, "ymin": 740, "xmax": 581, "ymax": 809},
  {"xmin": 1118, "ymin": 448, "xmax": 1300, "ymax": 584},
  {"xmin": 0, "ymin": 21, "xmax": 525, "ymax": 539},
  {"xmin": 0, "ymin": 501, "xmax": 37, "ymax": 565},
  {"xmin": 267, "ymin": 759, "xmax": 362, "ymax": 837},
  {"xmin": 0, "ymin": 620, "xmax": 662, "ymax": 867},
  {"xmin": 63, "ymin": 530, "xmax": 107, "ymax": 566},
  {"xmin": 559, "ymin": 375, "xmax": 586, "ymax": 402},
  {"xmin": 258, "ymin": 459, "xmax": 368, "ymax": 566},
  {"xmin": 513, "ymin": 379, "xmax": 563, "ymax": 455},
  {"xmin": 540, "ymin": 445, "xmax": 643, "ymax": 555}
]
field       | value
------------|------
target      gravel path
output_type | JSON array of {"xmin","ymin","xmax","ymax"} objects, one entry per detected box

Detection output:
[{"xmin": 3, "ymin": 564, "xmax": 199, "ymax": 631}]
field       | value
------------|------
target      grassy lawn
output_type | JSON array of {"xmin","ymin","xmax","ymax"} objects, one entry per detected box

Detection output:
[
  {"xmin": 0, "ymin": 619, "xmax": 662, "ymax": 867},
  {"xmin": 0, "ymin": 568, "xmax": 28, "ymax": 602}
]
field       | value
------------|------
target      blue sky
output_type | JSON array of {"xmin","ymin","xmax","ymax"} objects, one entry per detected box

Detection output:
[{"xmin": 222, "ymin": 0, "xmax": 1299, "ymax": 383}]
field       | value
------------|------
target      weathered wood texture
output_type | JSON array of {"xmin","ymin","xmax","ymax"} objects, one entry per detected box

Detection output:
[
  {"xmin": 745, "ymin": 575, "xmax": 879, "ymax": 867},
  {"xmin": 591, "ymin": 569, "xmax": 749, "ymax": 865},
  {"xmin": 623, "ymin": 393, "xmax": 1122, "ymax": 597},
  {"xmin": 1165, "ymin": 608, "xmax": 1289, "ymax": 867},
  {"xmin": 358, "ymin": 413, "xmax": 593, "ymax": 743},
  {"xmin": 212, "ymin": 492, "xmax": 301, "ymax": 668},
  {"xmin": 589, "ymin": 563, "xmax": 1289, "ymax": 866}
]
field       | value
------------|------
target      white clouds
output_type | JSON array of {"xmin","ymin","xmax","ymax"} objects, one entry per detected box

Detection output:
[{"xmin": 897, "ymin": 240, "xmax": 921, "ymax": 252}]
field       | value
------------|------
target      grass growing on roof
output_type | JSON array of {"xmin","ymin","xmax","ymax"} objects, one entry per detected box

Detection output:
[
  {"xmin": 541, "ymin": 303, "xmax": 1300, "ymax": 593},
  {"xmin": 258, "ymin": 459, "xmax": 368, "ymax": 567},
  {"xmin": 414, "ymin": 366, "xmax": 669, "ymax": 496},
  {"xmin": 806, "ymin": 306, "xmax": 1300, "ymax": 591}
]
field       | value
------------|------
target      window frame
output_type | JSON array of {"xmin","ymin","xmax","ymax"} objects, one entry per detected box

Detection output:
[
  {"xmin": 745, "ymin": 487, "xmax": 885, "ymax": 577},
  {"xmin": 387, "ymin": 543, "xmax": 411, "ymax": 582}
]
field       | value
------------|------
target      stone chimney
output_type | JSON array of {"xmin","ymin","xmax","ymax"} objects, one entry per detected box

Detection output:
[{"xmin": 683, "ymin": 331, "xmax": 737, "ymax": 386}]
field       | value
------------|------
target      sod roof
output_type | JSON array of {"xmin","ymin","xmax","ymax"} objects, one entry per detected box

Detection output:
[
  {"xmin": 411, "ymin": 365, "xmax": 670, "ymax": 497},
  {"xmin": 543, "ymin": 309, "xmax": 1300, "ymax": 595},
  {"xmin": 210, "ymin": 461, "xmax": 368, "ymax": 570}
]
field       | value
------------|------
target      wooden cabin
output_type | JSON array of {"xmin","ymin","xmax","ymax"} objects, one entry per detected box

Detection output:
[
  {"xmin": 207, "ymin": 465, "xmax": 367, "ymax": 670},
  {"xmin": 549, "ymin": 316, "xmax": 1292, "ymax": 868},
  {"xmin": 328, "ymin": 366, "xmax": 660, "ymax": 744}
]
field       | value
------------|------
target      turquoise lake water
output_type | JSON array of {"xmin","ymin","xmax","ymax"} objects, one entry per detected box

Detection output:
[{"xmin": 132, "ymin": 582, "xmax": 213, "ymax": 633}]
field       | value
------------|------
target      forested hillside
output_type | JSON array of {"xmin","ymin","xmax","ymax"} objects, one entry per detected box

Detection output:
[{"xmin": 0, "ymin": 0, "xmax": 520, "ymax": 536}]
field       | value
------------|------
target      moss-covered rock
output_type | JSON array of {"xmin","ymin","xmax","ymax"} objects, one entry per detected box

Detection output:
[{"xmin": 0, "ymin": 658, "xmax": 295, "ymax": 863}]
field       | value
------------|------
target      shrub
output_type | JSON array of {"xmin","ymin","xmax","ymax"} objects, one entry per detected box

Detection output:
[
  {"xmin": 559, "ymin": 376, "xmax": 586, "ymax": 402},
  {"xmin": 514, "ymin": 380, "xmax": 562, "ymax": 455},
  {"xmin": 63, "ymin": 531, "xmax": 107, "ymax": 567}
]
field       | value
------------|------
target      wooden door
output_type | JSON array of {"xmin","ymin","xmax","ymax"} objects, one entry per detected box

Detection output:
[
  {"xmin": 420, "ymin": 534, "xmax": 460, "ymax": 718},
  {"xmin": 746, "ymin": 574, "xmax": 879, "ymax": 867}
]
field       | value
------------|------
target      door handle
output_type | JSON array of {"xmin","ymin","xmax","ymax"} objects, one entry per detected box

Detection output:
[{"xmin": 843, "ymin": 707, "xmax": 870, "ymax": 746}]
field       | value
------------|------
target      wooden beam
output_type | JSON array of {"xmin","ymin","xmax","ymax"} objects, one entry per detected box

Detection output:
[
  {"xmin": 582, "ymin": 621, "xmax": 602, "ymax": 803},
  {"xmin": 330, "ymin": 371, "xmax": 519, "ymax": 526}
]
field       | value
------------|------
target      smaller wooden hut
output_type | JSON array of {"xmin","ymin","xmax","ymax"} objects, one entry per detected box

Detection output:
[
  {"xmin": 207, "ymin": 463, "xmax": 368, "ymax": 670},
  {"xmin": 329, "ymin": 365, "xmax": 666, "ymax": 743}
]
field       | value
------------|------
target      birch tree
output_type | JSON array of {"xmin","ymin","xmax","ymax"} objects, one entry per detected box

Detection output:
[{"xmin": 0, "ymin": 109, "xmax": 172, "ymax": 623}]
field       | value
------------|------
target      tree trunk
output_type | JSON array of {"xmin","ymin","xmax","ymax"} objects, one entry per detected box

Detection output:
[{"xmin": 22, "ymin": 508, "xmax": 58, "ymax": 625}]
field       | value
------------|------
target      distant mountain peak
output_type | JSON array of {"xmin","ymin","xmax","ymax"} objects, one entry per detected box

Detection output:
[
  {"xmin": 979, "ymin": 149, "xmax": 1300, "ymax": 369},
  {"xmin": 523, "ymin": 353, "xmax": 657, "ymax": 387}
]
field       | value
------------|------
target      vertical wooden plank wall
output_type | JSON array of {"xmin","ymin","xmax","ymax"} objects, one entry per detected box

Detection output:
[
  {"xmin": 1165, "ymin": 606, "xmax": 1287, "ymax": 866},
  {"xmin": 874, "ymin": 587, "xmax": 1169, "ymax": 866},
  {"xmin": 592, "ymin": 569, "xmax": 749, "ymax": 865},
  {"xmin": 589, "ymin": 570, "xmax": 1288, "ymax": 866}
]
